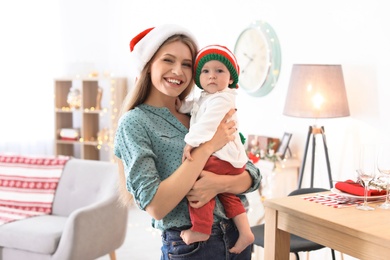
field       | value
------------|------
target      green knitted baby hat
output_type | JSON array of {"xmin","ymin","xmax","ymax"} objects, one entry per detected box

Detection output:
[{"xmin": 194, "ymin": 45, "xmax": 240, "ymax": 90}]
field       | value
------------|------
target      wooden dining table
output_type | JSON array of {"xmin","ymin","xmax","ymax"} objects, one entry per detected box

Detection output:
[{"xmin": 263, "ymin": 192, "xmax": 390, "ymax": 260}]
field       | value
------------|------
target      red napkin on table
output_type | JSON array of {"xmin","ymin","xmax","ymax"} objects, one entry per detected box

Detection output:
[{"xmin": 335, "ymin": 180, "xmax": 386, "ymax": 196}]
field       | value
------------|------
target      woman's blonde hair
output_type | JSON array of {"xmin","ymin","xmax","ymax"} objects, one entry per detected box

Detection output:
[
  {"xmin": 117, "ymin": 33, "xmax": 198, "ymax": 207},
  {"xmin": 119, "ymin": 34, "xmax": 198, "ymax": 117}
]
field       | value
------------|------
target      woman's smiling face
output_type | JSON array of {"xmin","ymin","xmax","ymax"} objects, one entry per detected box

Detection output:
[{"xmin": 149, "ymin": 40, "xmax": 194, "ymax": 99}]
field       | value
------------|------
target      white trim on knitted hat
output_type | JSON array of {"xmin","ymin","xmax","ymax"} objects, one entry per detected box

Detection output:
[
  {"xmin": 196, "ymin": 45, "xmax": 239, "ymax": 72},
  {"xmin": 129, "ymin": 24, "xmax": 198, "ymax": 78}
]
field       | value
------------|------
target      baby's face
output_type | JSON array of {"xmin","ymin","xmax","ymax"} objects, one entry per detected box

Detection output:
[{"xmin": 198, "ymin": 60, "xmax": 233, "ymax": 94}]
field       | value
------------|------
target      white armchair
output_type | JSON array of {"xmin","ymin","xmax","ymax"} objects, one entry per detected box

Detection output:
[{"xmin": 0, "ymin": 158, "xmax": 129, "ymax": 260}]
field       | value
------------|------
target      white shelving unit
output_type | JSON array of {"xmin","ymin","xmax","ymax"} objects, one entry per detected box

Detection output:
[{"xmin": 54, "ymin": 77, "xmax": 127, "ymax": 161}]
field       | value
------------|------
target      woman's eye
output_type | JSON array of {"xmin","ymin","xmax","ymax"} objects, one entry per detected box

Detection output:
[
  {"xmin": 183, "ymin": 63, "xmax": 192, "ymax": 68},
  {"xmin": 163, "ymin": 58, "xmax": 173, "ymax": 63}
]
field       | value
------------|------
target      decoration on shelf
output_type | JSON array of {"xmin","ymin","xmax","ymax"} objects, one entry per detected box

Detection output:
[
  {"xmin": 60, "ymin": 107, "xmax": 72, "ymax": 111},
  {"xmin": 88, "ymin": 71, "xmax": 99, "ymax": 78},
  {"xmin": 59, "ymin": 128, "xmax": 80, "ymax": 141},
  {"xmin": 97, "ymin": 128, "xmax": 109, "ymax": 143},
  {"xmin": 96, "ymin": 128, "xmax": 110, "ymax": 150},
  {"xmin": 95, "ymin": 87, "xmax": 103, "ymax": 110},
  {"xmin": 67, "ymin": 88, "xmax": 81, "ymax": 109},
  {"xmin": 246, "ymin": 135, "xmax": 280, "ymax": 164}
]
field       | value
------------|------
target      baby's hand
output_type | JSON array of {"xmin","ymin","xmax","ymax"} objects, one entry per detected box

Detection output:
[{"xmin": 182, "ymin": 144, "xmax": 194, "ymax": 162}]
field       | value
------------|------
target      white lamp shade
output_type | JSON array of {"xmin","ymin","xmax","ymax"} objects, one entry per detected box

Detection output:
[{"xmin": 283, "ymin": 64, "xmax": 350, "ymax": 118}]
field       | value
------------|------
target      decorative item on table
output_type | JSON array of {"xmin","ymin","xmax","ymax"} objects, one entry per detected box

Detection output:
[
  {"xmin": 355, "ymin": 144, "xmax": 377, "ymax": 211},
  {"xmin": 67, "ymin": 88, "xmax": 81, "ymax": 109},
  {"xmin": 334, "ymin": 179, "xmax": 387, "ymax": 197},
  {"xmin": 276, "ymin": 132, "xmax": 292, "ymax": 160},
  {"xmin": 376, "ymin": 143, "xmax": 390, "ymax": 209},
  {"xmin": 59, "ymin": 128, "xmax": 80, "ymax": 141},
  {"xmin": 246, "ymin": 135, "xmax": 280, "ymax": 164}
]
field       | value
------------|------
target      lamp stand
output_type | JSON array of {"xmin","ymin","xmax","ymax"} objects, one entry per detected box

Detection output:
[{"xmin": 297, "ymin": 125, "xmax": 333, "ymax": 189}]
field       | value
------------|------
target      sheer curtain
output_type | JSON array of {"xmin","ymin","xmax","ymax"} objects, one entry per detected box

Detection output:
[{"xmin": 0, "ymin": 1, "xmax": 62, "ymax": 156}]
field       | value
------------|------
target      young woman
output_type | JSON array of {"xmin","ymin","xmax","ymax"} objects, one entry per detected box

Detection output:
[{"xmin": 114, "ymin": 24, "xmax": 261, "ymax": 259}]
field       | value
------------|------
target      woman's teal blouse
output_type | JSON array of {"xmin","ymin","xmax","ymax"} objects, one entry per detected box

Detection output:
[{"xmin": 114, "ymin": 104, "xmax": 261, "ymax": 231}]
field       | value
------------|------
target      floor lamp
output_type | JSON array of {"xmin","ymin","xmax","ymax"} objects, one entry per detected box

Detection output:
[{"xmin": 283, "ymin": 64, "xmax": 350, "ymax": 189}]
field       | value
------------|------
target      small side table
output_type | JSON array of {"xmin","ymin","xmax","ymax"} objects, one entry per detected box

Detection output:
[
  {"xmin": 250, "ymin": 159, "xmax": 302, "ymax": 259},
  {"xmin": 256, "ymin": 158, "xmax": 300, "ymax": 200},
  {"xmin": 246, "ymin": 159, "xmax": 300, "ymax": 226}
]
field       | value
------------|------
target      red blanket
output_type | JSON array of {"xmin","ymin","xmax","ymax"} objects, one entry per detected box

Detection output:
[
  {"xmin": 335, "ymin": 179, "xmax": 387, "ymax": 196},
  {"xmin": 0, "ymin": 155, "xmax": 69, "ymax": 225}
]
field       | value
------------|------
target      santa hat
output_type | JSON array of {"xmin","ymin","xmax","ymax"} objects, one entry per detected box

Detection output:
[
  {"xmin": 194, "ymin": 45, "xmax": 240, "ymax": 89},
  {"xmin": 129, "ymin": 24, "xmax": 198, "ymax": 77}
]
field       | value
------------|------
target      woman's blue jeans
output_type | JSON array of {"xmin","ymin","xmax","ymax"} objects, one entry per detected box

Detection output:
[{"xmin": 160, "ymin": 218, "xmax": 252, "ymax": 259}]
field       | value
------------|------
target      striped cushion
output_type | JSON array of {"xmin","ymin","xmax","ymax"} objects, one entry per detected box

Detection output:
[{"xmin": 0, "ymin": 155, "xmax": 69, "ymax": 225}]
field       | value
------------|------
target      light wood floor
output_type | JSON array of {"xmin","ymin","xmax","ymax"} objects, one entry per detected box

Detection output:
[{"xmin": 96, "ymin": 204, "xmax": 162, "ymax": 260}]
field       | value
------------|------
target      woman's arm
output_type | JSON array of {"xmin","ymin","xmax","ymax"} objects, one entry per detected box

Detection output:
[
  {"xmin": 116, "ymin": 131, "xmax": 233, "ymax": 219},
  {"xmin": 145, "ymin": 109, "xmax": 237, "ymax": 220},
  {"xmin": 186, "ymin": 160, "xmax": 261, "ymax": 208}
]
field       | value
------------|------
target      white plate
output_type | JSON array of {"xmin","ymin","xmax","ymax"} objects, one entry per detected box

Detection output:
[{"xmin": 331, "ymin": 188, "xmax": 387, "ymax": 201}]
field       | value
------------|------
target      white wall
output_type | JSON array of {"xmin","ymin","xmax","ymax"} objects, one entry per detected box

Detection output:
[
  {"xmin": 52, "ymin": 0, "xmax": 389, "ymax": 186},
  {"xmin": 1, "ymin": 1, "xmax": 388, "ymax": 258}
]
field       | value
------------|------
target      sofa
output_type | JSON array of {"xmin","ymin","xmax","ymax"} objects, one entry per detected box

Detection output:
[{"xmin": 0, "ymin": 156, "xmax": 129, "ymax": 260}]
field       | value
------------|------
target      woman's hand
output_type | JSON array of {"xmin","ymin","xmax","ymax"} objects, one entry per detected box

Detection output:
[
  {"xmin": 186, "ymin": 167, "xmax": 254, "ymax": 208},
  {"xmin": 206, "ymin": 108, "xmax": 237, "ymax": 153},
  {"xmin": 186, "ymin": 170, "xmax": 219, "ymax": 208}
]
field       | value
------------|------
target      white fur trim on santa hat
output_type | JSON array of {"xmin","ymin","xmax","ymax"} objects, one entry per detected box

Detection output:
[{"xmin": 129, "ymin": 24, "xmax": 198, "ymax": 78}]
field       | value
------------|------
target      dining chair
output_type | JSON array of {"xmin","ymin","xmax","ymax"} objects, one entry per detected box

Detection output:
[{"xmin": 251, "ymin": 187, "xmax": 336, "ymax": 260}]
